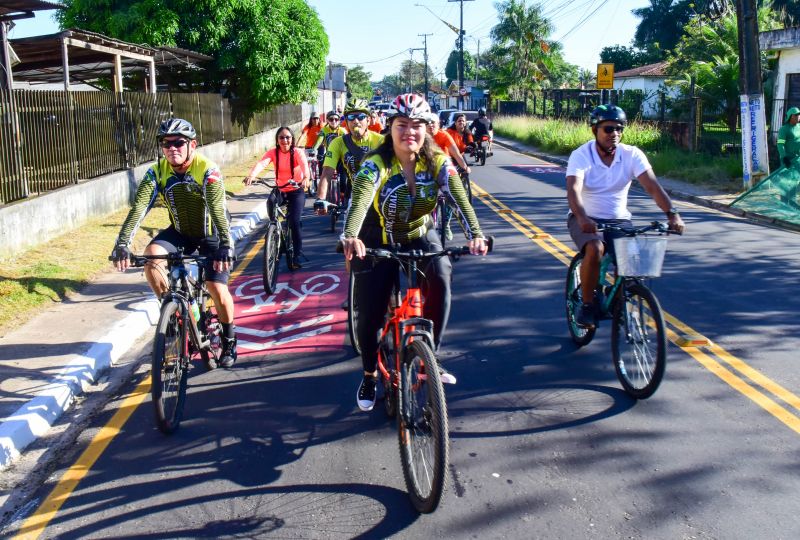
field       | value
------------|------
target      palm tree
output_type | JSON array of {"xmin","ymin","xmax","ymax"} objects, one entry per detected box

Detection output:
[
  {"xmin": 578, "ymin": 69, "xmax": 596, "ymax": 90},
  {"xmin": 490, "ymin": 0, "xmax": 554, "ymax": 102}
]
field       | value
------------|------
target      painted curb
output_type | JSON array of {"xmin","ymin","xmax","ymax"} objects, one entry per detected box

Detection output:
[{"xmin": 0, "ymin": 205, "xmax": 269, "ymax": 470}]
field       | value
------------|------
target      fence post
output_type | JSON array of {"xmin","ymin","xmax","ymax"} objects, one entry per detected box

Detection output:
[{"xmin": 659, "ymin": 91, "xmax": 666, "ymax": 122}]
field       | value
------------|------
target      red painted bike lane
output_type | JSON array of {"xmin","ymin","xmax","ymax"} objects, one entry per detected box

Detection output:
[{"xmin": 230, "ymin": 269, "xmax": 348, "ymax": 356}]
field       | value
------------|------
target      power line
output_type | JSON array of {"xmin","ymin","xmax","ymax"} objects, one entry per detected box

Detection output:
[{"xmin": 332, "ymin": 48, "xmax": 410, "ymax": 66}]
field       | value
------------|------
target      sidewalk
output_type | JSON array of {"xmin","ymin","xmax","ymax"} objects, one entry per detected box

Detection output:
[{"xmin": 0, "ymin": 182, "xmax": 271, "ymax": 470}]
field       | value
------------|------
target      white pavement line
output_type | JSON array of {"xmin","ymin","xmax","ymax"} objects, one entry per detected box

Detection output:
[
  {"xmin": 0, "ymin": 209, "xmax": 268, "ymax": 470},
  {"xmin": 0, "ymin": 297, "xmax": 159, "ymax": 470},
  {"xmin": 231, "ymin": 201, "xmax": 268, "ymax": 244},
  {"xmin": 237, "ymin": 314, "xmax": 334, "ymax": 339},
  {"xmin": 238, "ymin": 326, "xmax": 334, "ymax": 351}
]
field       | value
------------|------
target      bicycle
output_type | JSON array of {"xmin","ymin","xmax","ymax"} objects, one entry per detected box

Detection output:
[
  {"xmin": 306, "ymin": 149, "xmax": 319, "ymax": 196},
  {"xmin": 361, "ymin": 238, "xmax": 494, "ymax": 513},
  {"xmin": 326, "ymin": 169, "xmax": 346, "ymax": 233},
  {"xmin": 565, "ymin": 221, "xmax": 675, "ymax": 399},
  {"xmin": 115, "ymin": 251, "xmax": 223, "ymax": 434},
  {"xmin": 256, "ymin": 178, "xmax": 301, "ymax": 294},
  {"xmin": 433, "ymin": 168, "xmax": 471, "ymax": 248}
]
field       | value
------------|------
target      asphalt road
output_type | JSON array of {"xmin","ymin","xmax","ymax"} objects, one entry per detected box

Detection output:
[{"xmin": 3, "ymin": 144, "xmax": 800, "ymax": 539}]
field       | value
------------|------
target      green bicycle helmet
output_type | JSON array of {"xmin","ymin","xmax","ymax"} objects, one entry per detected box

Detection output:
[
  {"xmin": 590, "ymin": 104, "xmax": 627, "ymax": 126},
  {"xmin": 344, "ymin": 97, "xmax": 370, "ymax": 115}
]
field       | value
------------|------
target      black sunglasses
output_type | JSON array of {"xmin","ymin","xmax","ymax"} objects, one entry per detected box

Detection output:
[
  {"xmin": 602, "ymin": 125, "xmax": 624, "ymax": 134},
  {"xmin": 345, "ymin": 113, "xmax": 368, "ymax": 121},
  {"xmin": 160, "ymin": 139, "xmax": 188, "ymax": 149},
  {"xmin": 278, "ymin": 135, "xmax": 293, "ymax": 140}
]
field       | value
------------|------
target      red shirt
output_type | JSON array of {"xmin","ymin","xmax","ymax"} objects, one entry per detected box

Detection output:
[
  {"xmin": 251, "ymin": 147, "xmax": 309, "ymax": 192},
  {"xmin": 432, "ymin": 130, "xmax": 456, "ymax": 156}
]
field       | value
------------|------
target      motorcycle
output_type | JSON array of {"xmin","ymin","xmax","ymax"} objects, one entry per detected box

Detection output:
[{"xmin": 471, "ymin": 135, "xmax": 490, "ymax": 166}]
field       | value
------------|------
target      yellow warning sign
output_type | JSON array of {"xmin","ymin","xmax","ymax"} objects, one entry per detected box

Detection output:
[{"xmin": 596, "ymin": 63, "xmax": 614, "ymax": 89}]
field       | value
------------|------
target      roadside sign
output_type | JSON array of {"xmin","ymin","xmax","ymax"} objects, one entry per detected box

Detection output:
[{"xmin": 596, "ymin": 63, "xmax": 614, "ymax": 89}]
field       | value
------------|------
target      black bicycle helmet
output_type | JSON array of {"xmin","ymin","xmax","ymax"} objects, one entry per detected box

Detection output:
[
  {"xmin": 478, "ymin": 107, "xmax": 487, "ymax": 117},
  {"xmin": 590, "ymin": 104, "xmax": 626, "ymax": 126},
  {"xmin": 157, "ymin": 118, "xmax": 196, "ymax": 140}
]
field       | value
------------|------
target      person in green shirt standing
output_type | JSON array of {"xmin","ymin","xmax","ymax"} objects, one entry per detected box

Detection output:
[{"xmin": 777, "ymin": 106, "xmax": 800, "ymax": 169}]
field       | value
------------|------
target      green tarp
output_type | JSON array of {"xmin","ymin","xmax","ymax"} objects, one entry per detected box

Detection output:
[{"xmin": 730, "ymin": 165, "xmax": 800, "ymax": 226}]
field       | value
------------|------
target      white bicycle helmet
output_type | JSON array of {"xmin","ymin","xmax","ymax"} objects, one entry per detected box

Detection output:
[{"xmin": 389, "ymin": 93, "xmax": 432, "ymax": 122}]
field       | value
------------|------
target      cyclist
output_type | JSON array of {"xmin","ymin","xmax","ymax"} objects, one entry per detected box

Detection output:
[
  {"xmin": 368, "ymin": 109, "xmax": 383, "ymax": 133},
  {"xmin": 470, "ymin": 107, "xmax": 494, "ymax": 156},
  {"xmin": 566, "ymin": 104, "xmax": 685, "ymax": 329},
  {"xmin": 312, "ymin": 110, "xmax": 347, "ymax": 166},
  {"xmin": 341, "ymin": 93, "xmax": 488, "ymax": 412},
  {"xmin": 298, "ymin": 111, "xmax": 322, "ymax": 149},
  {"xmin": 427, "ymin": 113, "xmax": 470, "ymax": 172},
  {"xmin": 447, "ymin": 113, "xmax": 475, "ymax": 158},
  {"xmin": 244, "ymin": 127, "xmax": 310, "ymax": 270},
  {"xmin": 777, "ymin": 106, "xmax": 800, "ymax": 169},
  {"xmin": 111, "ymin": 118, "xmax": 238, "ymax": 368},
  {"xmin": 314, "ymin": 97, "xmax": 384, "ymax": 216}
]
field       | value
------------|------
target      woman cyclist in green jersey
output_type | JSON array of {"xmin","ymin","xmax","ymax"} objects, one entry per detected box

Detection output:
[{"xmin": 340, "ymin": 93, "xmax": 488, "ymax": 412}]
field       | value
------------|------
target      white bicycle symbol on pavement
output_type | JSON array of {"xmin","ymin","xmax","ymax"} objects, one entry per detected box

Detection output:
[{"xmin": 235, "ymin": 273, "xmax": 341, "ymax": 315}]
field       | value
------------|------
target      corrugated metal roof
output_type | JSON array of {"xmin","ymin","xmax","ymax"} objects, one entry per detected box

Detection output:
[
  {"xmin": 615, "ymin": 62, "xmax": 669, "ymax": 79},
  {"xmin": 0, "ymin": 1, "xmax": 64, "ymax": 19}
]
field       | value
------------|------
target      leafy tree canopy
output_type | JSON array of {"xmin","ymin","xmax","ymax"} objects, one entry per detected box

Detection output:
[
  {"xmin": 445, "ymin": 49, "xmax": 476, "ymax": 86},
  {"xmin": 346, "ymin": 66, "xmax": 373, "ymax": 100},
  {"xmin": 600, "ymin": 45, "xmax": 662, "ymax": 72},
  {"xmin": 58, "ymin": 0, "xmax": 329, "ymax": 111}
]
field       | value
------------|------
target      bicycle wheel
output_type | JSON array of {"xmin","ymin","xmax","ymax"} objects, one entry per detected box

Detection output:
[
  {"xmin": 347, "ymin": 270, "xmax": 361, "ymax": 355},
  {"xmin": 284, "ymin": 222, "xmax": 295, "ymax": 272},
  {"xmin": 398, "ymin": 340, "xmax": 448, "ymax": 513},
  {"xmin": 479, "ymin": 146, "xmax": 486, "ymax": 166},
  {"xmin": 262, "ymin": 223, "xmax": 281, "ymax": 294},
  {"xmin": 612, "ymin": 282, "xmax": 666, "ymax": 399},
  {"xmin": 329, "ymin": 208, "xmax": 338, "ymax": 233},
  {"xmin": 152, "ymin": 301, "xmax": 189, "ymax": 434},
  {"xmin": 565, "ymin": 252, "xmax": 596, "ymax": 347}
]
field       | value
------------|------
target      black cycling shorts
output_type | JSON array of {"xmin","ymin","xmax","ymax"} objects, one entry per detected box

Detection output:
[{"xmin": 151, "ymin": 226, "xmax": 231, "ymax": 284}]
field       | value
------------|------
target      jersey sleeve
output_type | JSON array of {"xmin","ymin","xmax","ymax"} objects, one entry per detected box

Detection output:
[
  {"xmin": 437, "ymin": 157, "xmax": 483, "ymax": 240},
  {"xmin": 204, "ymin": 167, "xmax": 233, "ymax": 248},
  {"xmin": 323, "ymin": 137, "xmax": 344, "ymax": 169},
  {"xmin": 342, "ymin": 158, "xmax": 381, "ymax": 239},
  {"xmin": 116, "ymin": 167, "xmax": 159, "ymax": 247}
]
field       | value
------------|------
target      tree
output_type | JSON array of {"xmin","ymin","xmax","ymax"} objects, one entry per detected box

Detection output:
[
  {"xmin": 398, "ymin": 60, "xmax": 434, "ymax": 94},
  {"xmin": 578, "ymin": 69, "xmax": 596, "ymax": 90},
  {"xmin": 346, "ymin": 66, "xmax": 373, "ymax": 100},
  {"xmin": 444, "ymin": 49, "xmax": 476, "ymax": 86},
  {"xmin": 490, "ymin": 0, "xmax": 555, "ymax": 101},
  {"xmin": 58, "ymin": 0, "xmax": 328, "ymax": 112},
  {"xmin": 600, "ymin": 45, "xmax": 661, "ymax": 72},
  {"xmin": 769, "ymin": 0, "xmax": 800, "ymax": 27}
]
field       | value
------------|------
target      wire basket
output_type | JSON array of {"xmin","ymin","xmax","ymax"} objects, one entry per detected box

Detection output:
[{"xmin": 613, "ymin": 235, "xmax": 668, "ymax": 277}]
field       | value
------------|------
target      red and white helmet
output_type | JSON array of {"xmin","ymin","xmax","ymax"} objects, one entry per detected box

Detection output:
[{"xmin": 389, "ymin": 93, "xmax": 432, "ymax": 122}]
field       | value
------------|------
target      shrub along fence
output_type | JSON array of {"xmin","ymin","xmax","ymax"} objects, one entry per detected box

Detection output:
[{"xmin": 0, "ymin": 90, "xmax": 301, "ymax": 205}]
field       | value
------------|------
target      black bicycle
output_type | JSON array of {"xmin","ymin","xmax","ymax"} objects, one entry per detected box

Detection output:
[
  {"xmin": 565, "ymin": 221, "xmax": 676, "ymax": 399},
  {"xmin": 118, "ymin": 251, "xmax": 222, "ymax": 434},
  {"xmin": 257, "ymin": 178, "xmax": 301, "ymax": 294}
]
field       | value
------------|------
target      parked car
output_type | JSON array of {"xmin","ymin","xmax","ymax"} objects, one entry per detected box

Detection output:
[{"xmin": 438, "ymin": 108, "xmax": 458, "ymax": 126}]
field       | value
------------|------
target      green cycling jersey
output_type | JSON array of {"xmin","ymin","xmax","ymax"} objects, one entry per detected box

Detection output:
[
  {"xmin": 323, "ymin": 131, "xmax": 384, "ymax": 182},
  {"xmin": 116, "ymin": 152, "xmax": 232, "ymax": 248},
  {"xmin": 344, "ymin": 152, "xmax": 482, "ymax": 245}
]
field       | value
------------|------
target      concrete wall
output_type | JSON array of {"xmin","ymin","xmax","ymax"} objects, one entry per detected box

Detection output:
[{"xmin": 0, "ymin": 120, "xmax": 302, "ymax": 258}]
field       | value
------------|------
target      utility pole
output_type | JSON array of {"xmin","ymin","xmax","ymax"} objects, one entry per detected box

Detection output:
[
  {"xmin": 448, "ymin": 0, "xmax": 475, "ymax": 110},
  {"xmin": 418, "ymin": 33, "xmax": 432, "ymax": 101},
  {"xmin": 408, "ymin": 48, "xmax": 424, "ymax": 93},
  {"xmin": 735, "ymin": 0, "xmax": 769, "ymax": 188}
]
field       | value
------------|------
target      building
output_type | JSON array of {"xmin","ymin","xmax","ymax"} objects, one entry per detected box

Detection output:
[
  {"xmin": 759, "ymin": 27, "xmax": 800, "ymax": 138},
  {"xmin": 612, "ymin": 61, "xmax": 676, "ymax": 119}
]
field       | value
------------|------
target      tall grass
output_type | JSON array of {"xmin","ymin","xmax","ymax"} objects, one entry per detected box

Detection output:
[{"xmin": 494, "ymin": 115, "xmax": 742, "ymax": 189}]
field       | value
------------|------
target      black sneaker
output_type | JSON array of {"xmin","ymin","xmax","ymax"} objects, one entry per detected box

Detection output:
[
  {"xmin": 220, "ymin": 336, "xmax": 238, "ymax": 368},
  {"xmin": 357, "ymin": 375, "xmax": 377, "ymax": 411},
  {"xmin": 576, "ymin": 302, "xmax": 595, "ymax": 328}
]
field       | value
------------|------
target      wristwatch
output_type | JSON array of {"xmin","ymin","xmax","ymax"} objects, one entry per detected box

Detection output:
[{"xmin": 666, "ymin": 207, "xmax": 679, "ymax": 217}]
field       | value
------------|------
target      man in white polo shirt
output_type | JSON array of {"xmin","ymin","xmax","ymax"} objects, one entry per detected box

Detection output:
[{"xmin": 566, "ymin": 104, "xmax": 685, "ymax": 328}]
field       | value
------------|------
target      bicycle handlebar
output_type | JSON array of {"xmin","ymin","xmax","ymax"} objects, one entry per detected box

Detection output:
[
  {"xmin": 336, "ymin": 236, "xmax": 494, "ymax": 259},
  {"xmin": 253, "ymin": 177, "xmax": 303, "ymax": 190},
  {"xmin": 108, "ymin": 252, "xmax": 209, "ymax": 267},
  {"xmin": 596, "ymin": 221, "xmax": 680, "ymax": 236}
]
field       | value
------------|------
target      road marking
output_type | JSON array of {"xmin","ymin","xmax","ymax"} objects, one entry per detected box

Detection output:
[
  {"xmin": 13, "ymin": 376, "xmax": 151, "ymax": 540},
  {"xmin": 474, "ymin": 176, "xmax": 800, "ymax": 435}
]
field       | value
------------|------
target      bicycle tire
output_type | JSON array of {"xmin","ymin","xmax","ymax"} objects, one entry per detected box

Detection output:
[
  {"xmin": 329, "ymin": 208, "xmax": 338, "ymax": 233},
  {"xmin": 284, "ymin": 222, "xmax": 295, "ymax": 272},
  {"xmin": 382, "ymin": 327, "xmax": 398, "ymax": 419},
  {"xmin": 152, "ymin": 301, "xmax": 189, "ymax": 434},
  {"xmin": 262, "ymin": 223, "xmax": 281, "ymax": 294},
  {"xmin": 436, "ymin": 203, "xmax": 447, "ymax": 248},
  {"xmin": 565, "ymin": 252, "xmax": 596, "ymax": 347},
  {"xmin": 347, "ymin": 270, "xmax": 361, "ymax": 355},
  {"xmin": 612, "ymin": 282, "xmax": 666, "ymax": 399},
  {"xmin": 398, "ymin": 340, "xmax": 448, "ymax": 513},
  {"xmin": 479, "ymin": 146, "xmax": 486, "ymax": 166}
]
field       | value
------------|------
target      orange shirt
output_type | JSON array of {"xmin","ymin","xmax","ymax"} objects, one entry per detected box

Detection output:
[
  {"xmin": 301, "ymin": 123, "xmax": 322, "ymax": 148},
  {"xmin": 368, "ymin": 121, "xmax": 383, "ymax": 133},
  {"xmin": 447, "ymin": 127, "xmax": 474, "ymax": 153},
  {"xmin": 431, "ymin": 130, "xmax": 456, "ymax": 156},
  {"xmin": 251, "ymin": 147, "xmax": 309, "ymax": 192}
]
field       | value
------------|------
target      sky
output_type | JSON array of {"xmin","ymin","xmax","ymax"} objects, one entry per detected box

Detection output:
[{"xmin": 9, "ymin": 0, "xmax": 650, "ymax": 81}]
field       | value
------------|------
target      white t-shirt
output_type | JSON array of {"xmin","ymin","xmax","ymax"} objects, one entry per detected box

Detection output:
[{"xmin": 566, "ymin": 140, "xmax": 652, "ymax": 220}]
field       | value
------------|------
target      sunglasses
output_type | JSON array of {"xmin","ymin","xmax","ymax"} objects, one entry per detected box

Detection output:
[
  {"xmin": 278, "ymin": 135, "xmax": 293, "ymax": 140},
  {"xmin": 602, "ymin": 125, "xmax": 624, "ymax": 134},
  {"xmin": 328, "ymin": 117, "xmax": 340, "ymax": 122},
  {"xmin": 345, "ymin": 113, "xmax": 368, "ymax": 121},
  {"xmin": 160, "ymin": 139, "xmax": 188, "ymax": 149}
]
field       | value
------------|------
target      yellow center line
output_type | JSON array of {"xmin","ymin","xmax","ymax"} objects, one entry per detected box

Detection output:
[
  {"xmin": 473, "ymin": 179, "xmax": 800, "ymax": 433},
  {"xmin": 14, "ymin": 377, "xmax": 151, "ymax": 540},
  {"xmin": 15, "ymin": 233, "xmax": 265, "ymax": 537}
]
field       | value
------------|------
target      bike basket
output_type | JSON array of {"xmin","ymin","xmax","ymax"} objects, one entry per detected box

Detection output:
[{"xmin": 613, "ymin": 235, "xmax": 668, "ymax": 277}]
